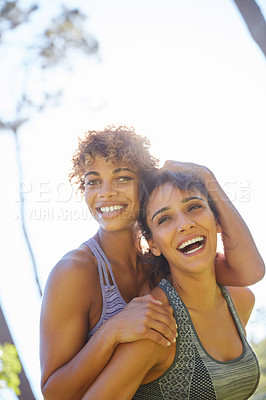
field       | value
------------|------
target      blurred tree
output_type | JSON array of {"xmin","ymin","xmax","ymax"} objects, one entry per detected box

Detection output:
[
  {"xmin": 0, "ymin": 305, "xmax": 35, "ymax": 399},
  {"xmin": 0, "ymin": 342, "xmax": 22, "ymax": 396},
  {"xmin": 0, "ymin": 1, "xmax": 99, "ymax": 297},
  {"xmin": 233, "ymin": 0, "xmax": 266, "ymax": 57}
]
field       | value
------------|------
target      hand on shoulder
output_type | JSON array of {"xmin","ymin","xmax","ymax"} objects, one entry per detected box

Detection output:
[{"xmin": 107, "ymin": 292, "xmax": 177, "ymax": 347}]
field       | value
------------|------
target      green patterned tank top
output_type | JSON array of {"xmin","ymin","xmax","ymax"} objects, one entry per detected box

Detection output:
[{"xmin": 134, "ymin": 279, "xmax": 260, "ymax": 400}]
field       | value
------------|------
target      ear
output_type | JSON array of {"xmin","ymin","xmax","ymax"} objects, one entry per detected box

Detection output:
[
  {"xmin": 148, "ymin": 239, "xmax": 162, "ymax": 256},
  {"xmin": 216, "ymin": 222, "xmax": 222, "ymax": 234}
]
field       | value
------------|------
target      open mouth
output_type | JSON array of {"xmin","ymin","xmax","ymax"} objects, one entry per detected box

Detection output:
[
  {"xmin": 178, "ymin": 236, "xmax": 206, "ymax": 255},
  {"xmin": 97, "ymin": 204, "xmax": 127, "ymax": 214}
]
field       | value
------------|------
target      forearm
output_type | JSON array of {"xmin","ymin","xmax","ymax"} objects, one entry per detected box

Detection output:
[
  {"xmin": 81, "ymin": 340, "xmax": 162, "ymax": 400},
  {"xmin": 42, "ymin": 322, "xmax": 118, "ymax": 400},
  {"xmin": 42, "ymin": 292, "xmax": 177, "ymax": 400},
  {"xmin": 204, "ymin": 169, "xmax": 264, "ymax": 285}
]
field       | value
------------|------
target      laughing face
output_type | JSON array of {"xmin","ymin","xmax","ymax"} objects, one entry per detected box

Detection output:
[
  {"xmin": 146, "ymin": 182, "xmax": 221, "ymax": 275},
  {"xmin": 84, "ymin": 157, "xmax": 140, "ymax": 232}
]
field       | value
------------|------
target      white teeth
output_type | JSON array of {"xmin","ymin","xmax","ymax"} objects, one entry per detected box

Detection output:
[
  {"xmin": 185, "ymin": 244, "xmax": 204, "ymax": 254},
  {"xmin": 100, "ymin": 205, "xmax": 124, "ymax": 213},
  {"xmin": 178, "ymin": 236, "xmax": 204, "ymax": 250}
]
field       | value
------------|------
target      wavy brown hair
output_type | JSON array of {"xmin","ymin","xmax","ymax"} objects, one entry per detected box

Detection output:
[
  {"xmin": 138, "ymin": 169, "xmax": 219, "ymax": 288},
  {"xmin": 69, "ymin": 125, "xmax": 159, "ymax": 194}
]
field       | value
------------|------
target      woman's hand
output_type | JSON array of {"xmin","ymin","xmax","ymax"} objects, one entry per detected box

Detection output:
[
  {"xmin": 162, "ymin": 160, "xmax": 213, "ymax": 182},
  {"xmin": 105, "ymin": 294, "xmax": 177, "ymax": 347}
]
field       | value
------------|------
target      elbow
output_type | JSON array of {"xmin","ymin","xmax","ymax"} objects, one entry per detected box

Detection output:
[
  {"xmin": 41, "ymin": 374, "xmax": 83, "ymax": 400},
  {"xmin": 41, "ymin": 383, "xmax": 51, "ymax": 400},
  {"xmin": 41, "ymin": 378, "xmax": 67, "ymax": 400},
  {"xmin": 256, "ymin": 258, "xmax": 265, "ymax": 282},
  {"xmin": 41, "ymin": 380, "xmax": 56, "ymax": 400},
  {"xmin": 41, "ymin": 388, "xmax": 66, "ymax": 400},
  {"xmin": 246, "ymin": 257, "xmax": 265, "ymax": 286}
]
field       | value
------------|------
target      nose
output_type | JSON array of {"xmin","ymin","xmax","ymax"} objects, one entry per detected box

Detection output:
[
  {"xmin": 99, "ymin": 181, "xmax": 117, "ymax": 198},
  {"xmin": 177, "ymin": 213, "xmax": 195, "ymax": 233}
]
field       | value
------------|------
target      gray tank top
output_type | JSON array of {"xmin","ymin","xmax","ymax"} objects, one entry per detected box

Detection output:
[
  {"xmin": 134, "ymin": 279, "xmax": 260, "ymax": 400},
  {"xmin": 83, "ymin": 238, "xmax": 127, "ymax": 337}
]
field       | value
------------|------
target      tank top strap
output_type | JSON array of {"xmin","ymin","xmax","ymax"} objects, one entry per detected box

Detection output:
[
  {"xmin": 219, "ymin": 285, "xmax": 246, "ymax": 338},
  {"xmin": 159, "ymin": 280, "xmax": 247, "ymax": 341},
  {"xmin": 158, "ymin": 279, "xmax": 189, "ymax": 328},
  {"xmin": 83, "ymin": 238, "xmax": 127, "ymax": 338},
  {"xmin": 83, "ymin": 238, "xmax": 117, "ymax": 287}
]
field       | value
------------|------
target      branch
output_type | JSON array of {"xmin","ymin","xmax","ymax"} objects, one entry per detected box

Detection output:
[
  {"xmin": 38, "ymin": 6, "xmax": 98, "ymax": 69},
  {"xmin": 0, "ymin": 1, "xmax": 38, "ymax": 34},
  {"xmin": 233, "ymin": 0, "xmax": 266, "ymax": 57}
]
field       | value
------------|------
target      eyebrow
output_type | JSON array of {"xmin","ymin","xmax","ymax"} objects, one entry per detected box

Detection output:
[
  {"xmin": 84, "ymin": 167, "xmax": 136, "ymax": 178},
  {"xmin": 151, "ymin": 196, "xmax": 204, "ymax": 221},
  {"xmin": 151, "ymin": 207, "xmax": 170, "ymax": 221},
  {"xmin": 181, "ymin": 196, "xmax": 204, "ymax": 203},
  {"xmin": 113, "ymin": 167, "xmax": 136, "ymax": 175},
  {"xmin": 84, "ymin": 171, "xmax": 99, "ymax": 178}
]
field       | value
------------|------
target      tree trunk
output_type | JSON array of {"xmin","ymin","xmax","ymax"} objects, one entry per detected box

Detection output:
[
  {"xmin": 13, "ymin": 129, "xmax": 42, "ymax": 297},
  {"xmin": 233, "ymin": 0, "xmax": 266, "ymax": 57}
]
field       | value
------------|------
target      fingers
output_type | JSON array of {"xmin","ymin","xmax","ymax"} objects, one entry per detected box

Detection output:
[
  {"xmin": 162, "ymin": 160, "xmax": 175, "ymax": 169},
  {"xmin": 134, "ymin": 294, "xmax": 167, "ymax": 307},
  {"xmin": 130, "ymin": 295, "xmax": 177, "ymax": 345},
  {"xmin": 146, "ymin": 319, "xmax": 178, "ymax": 347},
  {"xmin": 162, "ymin": 161, "xmax": 214, "ymax": 186},
  {"xmin": 128, "ymin": 315, "xmax": 177, "ymax": 347},
  {"xmin": 141, "ymin": 328, "xmax": 174, "ymax": 347},
  {"xmin": 163, "ymin": 160, "xmax": 180, "ymax": 169},
  {"xmin": 163, "ymin": 160, "xmax": 195, "ymax": 171},
  {"xmin": 144, "ymin": 307, "xmax": 177, "ymax": 346},
  {"xmin": 132, "ymin": 294, "xmax": 168, "ymax": 306}
]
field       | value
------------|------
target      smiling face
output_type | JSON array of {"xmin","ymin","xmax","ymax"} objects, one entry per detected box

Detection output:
[
  {"xmin": 146, "ymin": 182, "xmax": 221, "ymax": 276},
  {"xmin": 84, "ymin": 157, "xmax": 140, "ymax": 232}
]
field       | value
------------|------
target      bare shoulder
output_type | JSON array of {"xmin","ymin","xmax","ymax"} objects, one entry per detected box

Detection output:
[
  {"xmin": 226, "ymin": 286, "xmax": 255, "ymax": 327},
  {"xmin": 57, "ymin": 245, "xmax": 96, "ymax": 275},
  {"xmin": 42, "ymin": 244, "xmax": 99, "ymax": 309},
  {"xmin": 151, "ymin": 285, "xmax": 170, "ymax": 306},
  {"xmin": 226, "ymin": 286, "xmax": 255, "ymax": 308}
]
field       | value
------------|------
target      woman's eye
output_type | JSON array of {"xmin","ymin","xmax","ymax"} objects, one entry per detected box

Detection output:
[
  {"xmin": 117, "ymin": 176, "xmax": 133, "ymax": 183},
  {"xmin": 188, "ymin": 204, "xmax": 202, "ymax": 212},
  {"xmin": 158, "ymin": 215, "xmax": 171, "ymax": 225},
  {"xmin": 86, "ymin": 179, "xmax": 101, "ymax": 186}
]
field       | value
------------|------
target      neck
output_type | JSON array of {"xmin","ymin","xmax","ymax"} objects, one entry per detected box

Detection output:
[
  {"xmin": 95, "ymin": 226, "xmax": 139, "ymax": 269},
  {"xmin": 170, "ymin": 267, "xmax": 220, "ymax": 312}
]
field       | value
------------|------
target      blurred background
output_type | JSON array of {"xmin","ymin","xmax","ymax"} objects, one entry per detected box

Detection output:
[{"xmin": 0, "ymin": 0, "xmax": 265, "ymax": 398}]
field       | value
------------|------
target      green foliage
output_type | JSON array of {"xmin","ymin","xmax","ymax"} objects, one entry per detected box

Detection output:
[{"xmin": 0, "ymin": 342, "xmax": 22, "ymax": 395}]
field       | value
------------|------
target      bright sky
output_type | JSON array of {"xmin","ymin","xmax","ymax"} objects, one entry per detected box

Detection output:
[{"xmin": 0, "ymin": 0, "xmax": 265, "ymax": 398}]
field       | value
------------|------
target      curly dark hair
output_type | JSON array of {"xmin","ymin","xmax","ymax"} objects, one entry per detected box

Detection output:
[
  {"xmin": 69, "ymin": 125, "xmax": 159, "ymax": 194},
  {"xmin": 138, "ymin": 169, "xmax": 219, "ymax": 288}
]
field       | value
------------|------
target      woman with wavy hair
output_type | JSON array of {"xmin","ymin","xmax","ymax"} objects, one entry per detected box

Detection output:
[{"xmin": 81, "ymin": 169, "xmax": 261, "ymax": 400}]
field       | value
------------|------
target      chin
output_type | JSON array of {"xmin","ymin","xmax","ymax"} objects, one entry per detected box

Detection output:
[{"xmin": 101, "ymin": 223, "xmax": 131, "ymax": 232}]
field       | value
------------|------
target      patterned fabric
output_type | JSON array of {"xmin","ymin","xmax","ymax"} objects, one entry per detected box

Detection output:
[
  {"xmin": 134, "ymin": 279, "xmax": 260, "ymax": 400},
  {"xmin": 83, "ymin": 238, "xmax": 127, "ymax": 337}
]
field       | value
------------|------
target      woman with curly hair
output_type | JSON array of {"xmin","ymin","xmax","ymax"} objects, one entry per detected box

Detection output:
[{"xmin": 40, "ymin": 126, "xmax": 264, "ymax": 400}]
